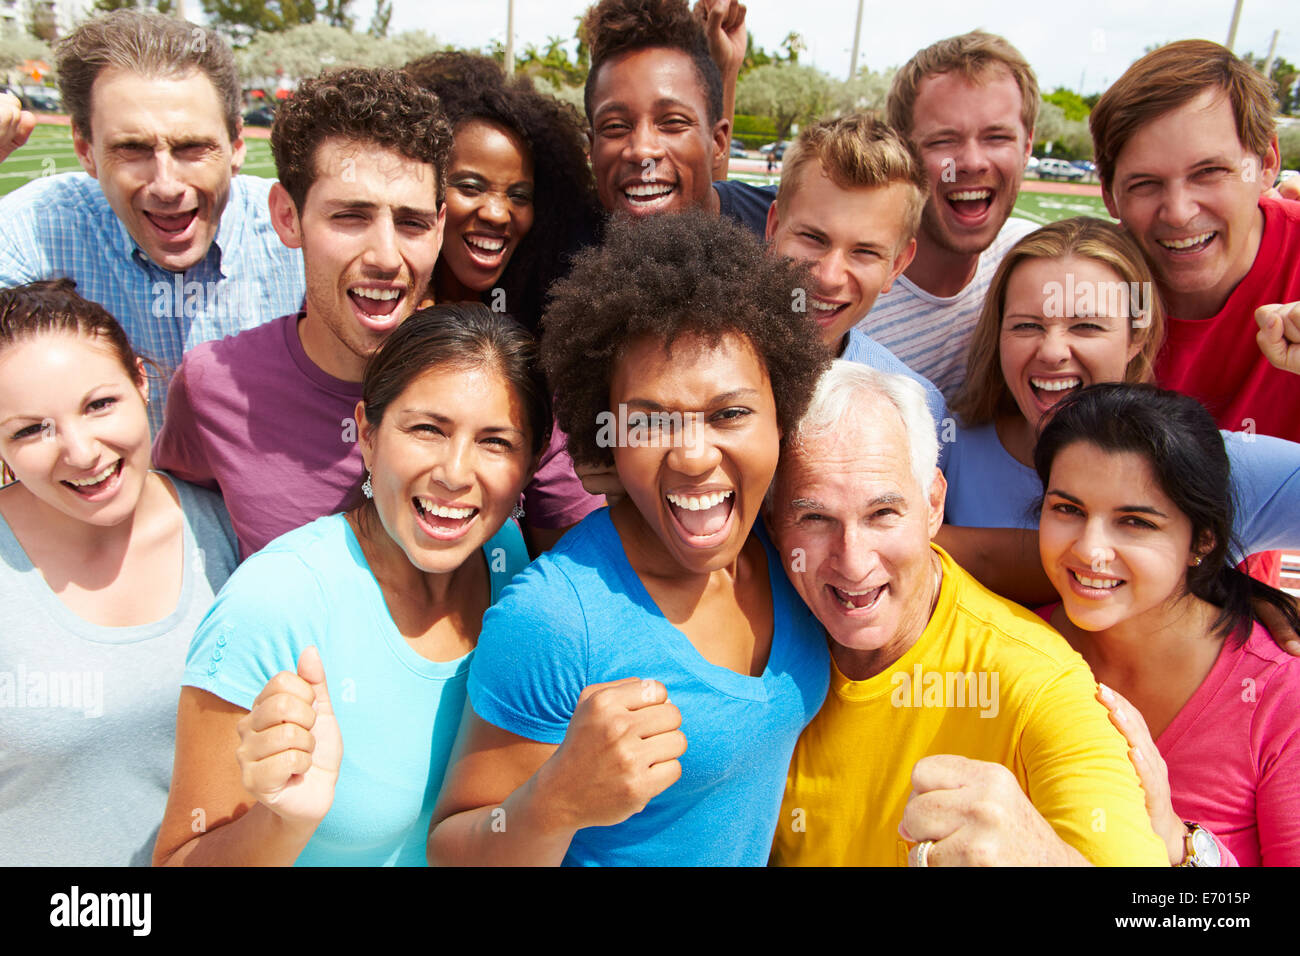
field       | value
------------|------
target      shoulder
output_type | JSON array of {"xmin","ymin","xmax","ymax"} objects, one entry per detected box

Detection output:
[
  {"xmin": 998, "ymin": 216, "xmax": 1041, "ymax": 245},
  {"xmin": 181, "ymin": 313, "xmax": 293, "ymax": 380},
  {"xmin": 0, "ymin": 171, "xmax": 102, "ymax": 211}
]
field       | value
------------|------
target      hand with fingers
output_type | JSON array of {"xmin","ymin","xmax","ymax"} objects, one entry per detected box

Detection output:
[
  {"xmin": 574, "ymin": 461, "xmax": 626, "ymax": 505},
  {"xmin": 0, "ymin": 92, "xmax": 36, "ymax": 165},
  {"xmin": 899, "ymin": 753, "xmax": 1086, "ymax": 866},
  {"xmin": 694, "ymin": 0, "xmax": 747, "ymax": 80},
  {"xmin": 1256, "ymin": 302, "xmax": 1300, "ymax": 376},
  {"xmin": 536, "ymin": 677, "xmax": 687, "ymax": 831},
  {"xmin": 1095, "ymin": 683, "xmax": 1185, "ymax": 865},
  {"xmin": 235, "ymin": 646, "xmax": 343, "ymax": 832}
]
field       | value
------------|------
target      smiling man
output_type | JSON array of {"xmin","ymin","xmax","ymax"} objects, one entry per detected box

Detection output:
[
  {"xmin": 151, "ymin": 69, "xmax": 450, "ymax": 559},
  {"xmin": 1092, "ymin": 41, "xmax": 1300, "ymax": 446},
  {"xmin": 0, "ymin": 11, "xmax": 304, "ymax": 429},
  {"xmin": 766, "ymin": 362, "xmax": 1168, "ymax": 867},
  {"xmin": 854, "ymin": 31, "xmax": 1041, "ymax": 399}
]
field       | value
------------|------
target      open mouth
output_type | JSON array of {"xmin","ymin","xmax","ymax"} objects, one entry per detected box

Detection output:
[
  {"xmin": 413, "ymin": 495, "xmax": 479, "ymax": 541},
  {"xmin": 1157, "ymin": 231, "xmax": 1216, "ymax": 255},
  {"xmin": 1029, "ymin": 375, "xmax": 1082, "ymax": 408},
  {"xmin": 946, "ymin": 188, "xmax": 993, "ymax": 224},
  {"xmin": 463, "ymin": 232, "xmax": 510, "ymax": 269},
  {"xmin": 828, "ymin": 582, "xmax": 886, "ymax": 612},
  {"xmin": 143, "ymin": 209, "xmax": 198, "ymax": 238},
  {"xmin": 62, "ymin": 458, "xmax": 123, "ymax": 499},
  {"xmin": 623, "ymin": 181, "xmax": 676, "ymax": 211},
  {"xmin": 348, "ymin": 286, "xmax": 405, "ymax": 330},
  {"xmin": 1068, "ymin": 568, "xmax": 1125, "ymax": 596},
  {"xmin": 665, "ymin": 489, "xmax": 734, "ymax": 546},
  {"xmin": 809, "ymin": 296, "xmax": 849, "ymax": 328}
]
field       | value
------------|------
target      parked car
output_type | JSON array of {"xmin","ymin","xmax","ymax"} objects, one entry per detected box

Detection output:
[
  {"xmin": 759, "ymin": 141, "xmax": 792, "ymax": 160},
  {"xmin": 243, "ymin": 106, "xmax": 276, "ymax": 127},
  {"xmin": 22, "ymin": 89, "xmax": 60, "ymax": 112},
  {"xmin": 730, "ymin": 138, "xmax": 747, "ymax": 158},
  {"xmin": 1036, "ymin": 158, "xmax": 1085, "ymax": 181}
]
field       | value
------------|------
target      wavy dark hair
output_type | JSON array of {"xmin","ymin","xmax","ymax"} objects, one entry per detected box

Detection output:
[
  {"xmin": 580, "ymin": 0, "xmax": 723, "ymax": 125},
  {"xmin": 541, "ymin": 209, "xmax": 832, "ymax": 467},
  {"xmin": 404, "ymin": 51, "xmax": 600, "ymax": 332},
  {"xmin": 272, "ymin": 67, "xmax": 453, "ymax": 210},
  {"xmin": 1035, "ymin": 383, "xmax": 1300, "ymax": 644}
]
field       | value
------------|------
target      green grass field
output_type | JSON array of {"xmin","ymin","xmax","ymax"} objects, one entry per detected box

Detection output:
[{"xmin": 5, "ymin": 124, "xmax": 1110, "ymax": 224}]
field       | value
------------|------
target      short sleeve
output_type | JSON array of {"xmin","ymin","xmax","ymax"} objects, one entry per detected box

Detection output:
[
  {"xmin": 467, "ymin": 557, "xmax": 591, "ymax": 745},
  {"xmin": 1223, "ymin": 431, "xmax": 1300, "ymax": 555},
  {"xmin": 152, "ymin": 355, "xmax": 219, "ymax": 492},
  {"xmin": 181, "ymin": 548, "xmax": 328, "ymax": 711},
  {"xmin": 522, "ymin": 425, "xmax": 604, "ymax": 530}
]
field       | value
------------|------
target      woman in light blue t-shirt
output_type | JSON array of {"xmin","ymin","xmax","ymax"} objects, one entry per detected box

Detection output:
[
  {"xmin": 0, "ymin": 280, "xmax": 239, "ymax": 866},
  {"xmin": 153, "ymin": 305, "xmax": 547, "ymax": 866}
]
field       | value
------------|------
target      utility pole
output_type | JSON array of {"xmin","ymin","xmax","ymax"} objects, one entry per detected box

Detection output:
[
  {"xmin": 504, "ymin": 0, "xmax": 516, "ymax": 76},
  {"xmin": 1225, "ymin": 0, "xmax": 1244, "ymax": 52},
  {"xmin": 847, "ymin": 0, "xmax": 864, "ymax": 80},
  {"xmin": 1263, "ymin": 28, "xmax": 1279, "ymax": 79}
]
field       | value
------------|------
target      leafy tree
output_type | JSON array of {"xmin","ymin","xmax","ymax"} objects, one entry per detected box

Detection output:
[
  {"xmin": 201, "ymin": 0, "xmax": 319, "ymax": 45},
  {"xmin": 1043, "ymin": 86, "xmax": 1090, "ymax": 122},
  {"xmin": 318, "ymin": 0, "xmax": 353, "ymax": 31},
  {"xmin": 25, "ymin": 0, "xmax": 58, "ymax": 42},
  {"xmin": 736, "ymin": 62, "xmax": 831, "ymax": 141},
  {"xmin": 1244, "ymin": 51, "xmax": 1299, "ymax": 115},
  {"xmin": 92, "ymin": 0, "xmax": 175, "ymax": 13},
  {"xmin": 368, "ymin": 0, "xmax": 392, "ymax": 40},
  {"xmin": 0, "ymin": 32, "xmax": 50, "ymax": 73},
  {"xmin": 831, "ymin": 66, "xmax": 894, "ymax": 115}
]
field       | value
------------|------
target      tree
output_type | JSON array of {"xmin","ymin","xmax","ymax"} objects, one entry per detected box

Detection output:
[
  {"xmin": 0, "ymin": 33, "xmax": 50, "ymax": 73},
  {"xmin": 201, "ymin": 0, "xmax": 319, "ymax": 46},
  {"xmin": 736, "ymin": 62, "xmax": 831, "ymax": 141},
  {"xmin": 92, "ymin": 0, "xmax": 176, "ymax": 13},
  {"xmin": 1244, "ymin": 51, "xmax": 1299, "ymax": 115},
  {"xmin": 25, "ymin": 0, "xmax": 58, "ymax": 42},
  {"xmin": 1043, "ymin": 86, "xmax": 1090, "ymax": 122},
  {"xmin": 234, "ymin": 23, "xmax": 441, "ymax": 84},
  {"xmin": 368, "ymin": 0, "xmax": 392, "ymax": 40},
  {"xmin": 318, "ymin": 0, "xmax": 354, "ymax": 31},
  {"xmin": 831, "ymin": 66, "xmax": 894, "ymax": 115}
]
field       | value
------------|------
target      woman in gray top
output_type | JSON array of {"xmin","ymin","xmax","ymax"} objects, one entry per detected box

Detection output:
[{"xmin": 0, "ymin": 280, "xmax": 238, "ymax": 865}]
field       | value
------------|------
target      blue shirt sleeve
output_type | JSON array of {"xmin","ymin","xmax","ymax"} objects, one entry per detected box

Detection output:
[
  {"xmin": 1224, "ymin": 430, "xmax": 1300, "ymax": 555},
  {"xmin": 467, "ymin": 556, "xmax": 590, "ymax": 746}
]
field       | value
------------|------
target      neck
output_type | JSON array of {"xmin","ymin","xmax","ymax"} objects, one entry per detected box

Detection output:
[
  {"xmin": 296, "ymin": 311, "xmax": 368, "ymax": 383},
  {"xmin": 1158, "ymin": 205, "xmax": 1267, "ymax": 320},
  {"xmin": 833, "ymin": 549, "xmax": 943, "ymax": 680},
  {"xmin": 610, "ymin": 495, "xmax": 741, "ymax": 587},
  {"xmin": 346, "ymin": 506, "xmax": 459, "ymax": 610},
  {"xmin": 1062, "ymin": 591, "xmax": 1223, "ymax": 686},
  {"xmin": 903, "ymin": 232, "xmax": 980, "ymax": 298},
  {"xmin": 994, "ymin": 412, "xmax": 1037, "ymax": 467},
  {"xmin": 2, "ymin": 473, "xmax": 152, "ymax": 557},
  {"xmin": 434, "ymin": 260, "xmax": 483, "ymax": 307}
]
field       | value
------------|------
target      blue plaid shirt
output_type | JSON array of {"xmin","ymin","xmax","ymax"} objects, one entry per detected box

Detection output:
[{"xmin": 0, "ymin": 172, "xmax": 305, "ymax": 431}]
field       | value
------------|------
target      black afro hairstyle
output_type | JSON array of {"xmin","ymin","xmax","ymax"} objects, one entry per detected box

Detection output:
[{"xmin": 541, "ymin": 208, "xmax": 832, "ymax": 467}]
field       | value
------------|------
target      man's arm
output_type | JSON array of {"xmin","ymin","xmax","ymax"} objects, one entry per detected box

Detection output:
[
  {"xmin": 695, "ymin": 0, "xmax": 746, "ymax": 181},
  {"xmin": 935, "ymin": 524, "xmax": 1057, "ymax": 607},
  {"xmin": 0, "ymin": 92, "xmax": 35, "ymax": 165}
]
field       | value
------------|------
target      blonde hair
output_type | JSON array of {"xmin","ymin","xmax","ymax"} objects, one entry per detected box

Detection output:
[
  {"xmin": 950, "ymin": 217, "xmax": 1165, "ymax": 427},
  {"xmin": 776, "ymin": 112, "xmax": 928, "ymax": 245},
  {"xmin": 886, "ymin": 30, "xmax": 1038, "ymax": 142}
]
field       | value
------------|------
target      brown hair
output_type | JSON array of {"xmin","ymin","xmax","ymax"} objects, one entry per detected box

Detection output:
[
  {"xmin": 0, "ymin": 279, "xmax": 149, "ymax": 386},
  {"xmin": 56, "ymin": 10, "xmax": 241, "ymax": 143},
  {"xmin": 886, "ymin": 30, "xmax": 1038, "ymax": 142},
  {"xmin": 1090, "ymin": 40, "xmax": 1276, "ymax": 191},
  {"xmin": 950, "ymin": 217, "xmax": 1164, "ymax": 427},
  {"xmin": 271, "ymin": 67, "xmax": 453, "ymax": 211},
  {"xmin": 776, "ymin": 112, "xmax": 929, "ymax": 247}
]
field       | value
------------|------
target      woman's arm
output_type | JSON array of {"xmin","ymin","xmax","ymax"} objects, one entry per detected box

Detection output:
[
  {"xmin": 429, "ymin": 678, "xmax": 686, "ymax": 866},
  {"xmin": 935, "ymin": 524, "xmax": 1057, "ymax": 607}
]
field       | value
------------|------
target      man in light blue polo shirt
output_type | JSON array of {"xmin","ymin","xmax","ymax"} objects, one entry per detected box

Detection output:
[{"xmin": 0, "ymin": 11, "xmax": 303, "ymax": 429}]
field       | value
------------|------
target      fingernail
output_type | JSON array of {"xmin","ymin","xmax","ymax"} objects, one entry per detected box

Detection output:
[
  {"xmin": 1286, "ymin": 640, "xmax": 1300, "ymax": 657},
  {"xmin": 1098, "ymin": 682, "xmax": 1114, "ymax": 702},
  {"xmin": 1113, "ymin": 705, "xmax": 1126, "ymax": 724}
]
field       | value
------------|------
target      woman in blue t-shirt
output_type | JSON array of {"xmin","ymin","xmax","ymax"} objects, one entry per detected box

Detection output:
[
  {"xmin": 429, "ymin": 210, "xmax": 834, "ymax": 866},
  {"xmin": 153, "ymin": 305, "xmax": 548, "ymax": 866}
]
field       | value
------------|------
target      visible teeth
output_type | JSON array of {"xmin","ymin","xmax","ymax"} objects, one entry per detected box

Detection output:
[
  {"xmin": 1075, "ymin": 572, "xmax": 1121, "ymax": 589},
  {"xmin": 810, "ymin": 299, "xmax": 843, "ymax": 312},
  {"xmin": 949, "ymin": 189, "xmax": 991, "ymax": 201},
  {"xmin": 467, "ymin": 235, "xmax": 505, "ymax": 252},
  {"xmin": 67, "ymin": 461, "xmax": 118, "ymax": 486},
  {"xmin": 832, "ymin": 584, "xmax": 882, "ymax": 608},
  {"xmin": 416, "ymin": 497, "xmax": 475, "ymax": 519},
  {"xmin": 666, "ymin": 490, "xmax": 733, "ymax": 511},
  {"xmin": 1158, "ymin": 232, "xmax": 1214, "ymax": 250},
  {"xmin": 1031, "ymin": 377, "xmax": 1081, "ymax": 392},
  {"xmin": 625, "ymin": 183, "xmax": 674, "ymax": 198},
  {"xmin": 351, "ymin": 287, "xmax": 402, "ymax": 301}
]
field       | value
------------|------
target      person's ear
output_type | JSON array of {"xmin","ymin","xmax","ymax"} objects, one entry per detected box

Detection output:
[
  {"xmin": 355, "ymin": 400, "xmax": 374, "ymax": 472},
  {"xmin": 268, "ymin": 182, "xmax": 304, "ymax": 249},
  {"xmin": 883, "ymin": 237, "xmax": 917, "ymax": 294},
  {"xmin": 764, "ymin": 199, "xmax": 780, "ymax": 244},
  {"xmin": 1102, "ymin": 181, "xmax": 1120, "ymax": 221},
  {"xmin": 72, "ymin": 125, "xmax": 97, "ymax": 178},
  {"xmin": 711, "ymin": 117, "xmax": 731, "ymax": 168},
  {"xmin": 1259, "ymin": 134, "xmax": 1282, "ymax": 194},
  {"xmin": 134, "ymin": 357, "xmax": 149, "ymax": 407},
  {"xmin": 926, "ymin": 468, "xmax": 947, "ymax": 540}
]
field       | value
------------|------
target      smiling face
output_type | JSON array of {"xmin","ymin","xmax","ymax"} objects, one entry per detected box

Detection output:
[
  {"xmin": 1102, "ymin": 90, "xmax": 1278, "ymax": 320},
  {"xmin": 588, "ymin": 46, "xmax": 728, "ymax": 217},
  {"xmin": 766, "ymin": 164, "xmax": 917, "ymax": 352},
  {"xmin": 72, "ymin": 68, "xmax": 245, "ymax": 273},
  {"xmin": 609, "ymin": 332, "xmax": 779, "ymax": 575},
  {"xmin": 437, "ymin": 119, "xmax": 535, "ymax": 297},
  {"xmin": 910, "ymin": 67, "xmax": 1031, "ymax": 257},
  {"xmin": 358, "ymin": 361, "xmax": 535, "ymax": 574},
  {"xmin": 999, "ymin": 255, "xmax": 1142, "ymax": 431},
  {"xmin": 272, "ymin": 138, "xmax": 444, "ymax": 382},
  {"xmin": 772, "ymin": 394, "xmax": 946, "ymax": 678},
  {"xmin": 1040, "ymin": 441, "xmax": 1199, "ymax": 632},
  {"xmin": 0, "ymin": 331, "xmax": 151, "ymax": 527}
]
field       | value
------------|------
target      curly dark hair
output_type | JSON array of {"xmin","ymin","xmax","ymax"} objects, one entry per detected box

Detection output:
[
  {"xmin": 272, "ymin": 67, "xmax": 453, "ymax": 211},
  {"xmin": 404, "ymin": 51, "xmax": 600, "ymax": 332},
  {"xmin": 541, "ymin": 209, "xmax": 832, "ymax": 467},
  {"xmin": 580, "ymin": 0, "xmax": 723, "ymax": 125}
]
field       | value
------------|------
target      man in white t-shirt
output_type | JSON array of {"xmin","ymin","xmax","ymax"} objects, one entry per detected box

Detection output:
[{"xmin": 855, "ymin": 30, "xmax": 1041, "ymax": 399}]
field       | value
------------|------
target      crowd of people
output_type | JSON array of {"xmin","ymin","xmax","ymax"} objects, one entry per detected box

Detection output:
[{"xmin": 1, "ymin": 0, "xmax": 1298, "ymax": 867}]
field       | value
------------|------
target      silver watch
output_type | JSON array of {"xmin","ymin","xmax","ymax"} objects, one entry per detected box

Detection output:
[{"xmin": 1176, "ymin": 822, "xmax": 1222, "ymax": 867}]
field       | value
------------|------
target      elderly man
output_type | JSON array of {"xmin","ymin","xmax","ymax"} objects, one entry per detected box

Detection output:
[
  {"xmin": 0, "ymin": 11, "xmax": 303, "ymax": 427},
  {"xmin": 854, "ymin": 31, "xmax": 1040, "ymax": 398},
  {"xmin": 766, "ymin": 362, "xmax": 1167, "ymax": 866}
]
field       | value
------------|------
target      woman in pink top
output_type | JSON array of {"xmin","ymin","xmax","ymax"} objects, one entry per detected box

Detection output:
[{"xmin": 1034, "ymin": 383, "xmax": 1300, "ymax": 866}]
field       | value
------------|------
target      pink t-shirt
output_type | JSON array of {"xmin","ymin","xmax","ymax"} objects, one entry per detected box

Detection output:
[
  {"xmin": 1038, "ymin": 605, "xmax": 1300, "ymax": 865},
  {"xmin": 154, "ymin": 313, "xmax": 600, "ymax": 559}
]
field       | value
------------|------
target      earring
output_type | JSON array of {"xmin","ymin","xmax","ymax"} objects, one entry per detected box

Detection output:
[
  {"xmin": 1191, "ymin": 555, "xmax": 1203, "ymax": 566},
  {"xmin": 510, "ymin": 502, "xmax": 525, "ymax": 521},
  {"xmin": 362, "ymin": 471, "xmax": 373, "ymax": 499}
]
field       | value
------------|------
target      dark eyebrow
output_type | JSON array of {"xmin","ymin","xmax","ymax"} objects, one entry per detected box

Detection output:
[
  {"xmin": 404, "ymin": 410, "xmax": 525, "ymax": 438},
  {"xmin": 593, "ymin": 97, "xmax": 700, "ymax": 120},
  {"xmin": 624, "ymin": 388, "xmax": 761, "ymax": 412},
  {"xmin": 322, "ymin": 199, "xmax": 439, "ymax": 219},
  {"xmin": 1047, "ymin": 488, "xmax": 1167, "ymax": 518}
]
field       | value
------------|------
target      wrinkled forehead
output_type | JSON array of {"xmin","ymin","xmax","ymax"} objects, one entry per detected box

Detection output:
[{"xmin": 776, "ymin": 409, "xmax": 916, "ymax": 509}]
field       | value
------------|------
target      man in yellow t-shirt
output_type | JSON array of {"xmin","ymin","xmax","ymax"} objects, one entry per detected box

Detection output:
[{"xmin": 766, "ymin": 363, "xmax": 1168, "ymax": 866}]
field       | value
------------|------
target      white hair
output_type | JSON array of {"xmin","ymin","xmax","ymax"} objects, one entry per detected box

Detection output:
[{"xmin": 790, "ymin": 360, "xmax": 939, "ymax": 494}]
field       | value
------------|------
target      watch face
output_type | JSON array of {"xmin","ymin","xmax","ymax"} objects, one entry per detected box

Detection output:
[{"xmin": 1190, "ymin": 827, "xmax": 1221, "ymax": 867}]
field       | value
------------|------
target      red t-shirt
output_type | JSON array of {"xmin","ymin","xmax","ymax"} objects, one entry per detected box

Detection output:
[{"xmin": 1156, "ymin": 194, "xmax": 1300, "ymax": 442}]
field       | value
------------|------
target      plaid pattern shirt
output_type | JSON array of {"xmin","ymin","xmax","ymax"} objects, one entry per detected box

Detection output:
[{"xmin": 0, "ymin": 172, "xmax": 305, "ymax": 433}]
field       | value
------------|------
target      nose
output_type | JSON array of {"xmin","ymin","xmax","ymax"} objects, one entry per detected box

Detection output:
[
  {"xmin": 665, "ymin": 414, "xmax": 722, "ymax": 475},
  {"xmin": 952, "ymin": 136, "xmax": 990, "ymax": 178},
  {"xmin": 828, "ymin": 521, "xmax": 882, "ymax": 586},
  {"xmin": 1037, "ymin": 325, "xmax": 1071, "ymax": 365},
  {"xmin": 1072, "ymin": 517, "xmax": 1115, "ymax": 573},
  {"xmin": 59, "ymin": 419, "xmax": 99, "ymax": 471},
  {"xmin": 362, "ymin": 216, "xmax": 403, "ymax": 274},
  {"xmin": 433, "ymin": 435, "xmax": 474, "ymax": 493},
  {"xmin": 147, "ymin": 149, "xmax": 186, "ymax": 204},
  {"xmin": 1159, "ymin": 180, "xmax": 1197, "ymax": 229},
  {"xmin": 627, "ymin": 118, "xmax": 667, "ymax": 168},
  {"xmin": 811, "ymin": 248, "xmax": 848, "ymax": 294},
  {"xmin": 476, "ymin": 190, "xmax": 510, "ymax": 227}
]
